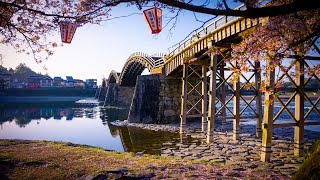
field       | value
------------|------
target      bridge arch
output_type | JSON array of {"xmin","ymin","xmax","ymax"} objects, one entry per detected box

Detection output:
[
  {"xmin": 118, "ymin": 52, "xmax": 163, "ymax": 86},
  {"xmin": 101, "ymin": 78, "xmax": 107, "ymax": 87},
  {"xmin": 107, "ymin": 70, "xmax": 120, "ymax": 84}
]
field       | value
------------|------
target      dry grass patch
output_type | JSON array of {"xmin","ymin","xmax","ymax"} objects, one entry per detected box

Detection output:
[{"xmin": 0, "ymin": 140, "xmax": 290, "ymax": 179}]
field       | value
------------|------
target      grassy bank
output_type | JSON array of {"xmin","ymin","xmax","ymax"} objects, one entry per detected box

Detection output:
[
  {"xmin": 294, "ymin": 139, "xmax": 320, "ymax": 180},
  {"xmin": 0, "ymin": 140, "xmax": 288, "ymax": 179}
]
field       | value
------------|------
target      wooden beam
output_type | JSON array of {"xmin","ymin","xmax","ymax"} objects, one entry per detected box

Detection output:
[
  {"xmin": 186, "ymin": 114, "xmax": 201, "ymax": 118},
  {"xmin": 215, "ymin": 116, "xmax": 256, "ymax": 120},
  {"xmin": 273, "ymin": 123, "xmax": 297, "ymax": 128},
  {"xmin": 233, "ymin": 59, "xmax": 240, "ymax": 140},
  {"xmin": 280, "ymin": 54, "xmax": 320, "ymax": 61},
  {"xmin": 255, "ymin": 61, "xmax": 263, "ymax": 138},
  {"xmin": 261, "ymin": 59, "xmax": 275, "ymax": 162},
  {"xmin": 219, "ymin": 64, "xmax": 227, "ymax": 130},
  {"xmin": 305, "ymin": 121, "xmax": 320, "ymax": 126},
  {"xmin": 294, "ymin": 58, "xmax": 305, "ymax": 157},
  {"xmin": 202, "ymin": 64, "xmax": 208, "ymax": 132},
  {"xmin": 180, "ymin": 63, "xmax": 188, "ymax": 134},
  {"xmin": 273, "ymin": 121, "xmax": 320, "ymax": 128},
  {"xmin": 207, "ymin": 47, "xmax": 218, "ymax": 143}
]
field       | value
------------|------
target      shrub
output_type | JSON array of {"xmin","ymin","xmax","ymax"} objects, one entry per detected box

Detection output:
[{"xmin": 293, "ymin": 139, "xmax": 320, "ymax": 180}]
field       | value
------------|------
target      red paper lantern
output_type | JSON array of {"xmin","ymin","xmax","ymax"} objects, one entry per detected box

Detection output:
[
  {"xmin": 143, "ymin": 7, "xmax": 162, "ymax": 34},
  {"xmin": 59, "ymin": 21, "xmax": 78, "ymax": 44}
]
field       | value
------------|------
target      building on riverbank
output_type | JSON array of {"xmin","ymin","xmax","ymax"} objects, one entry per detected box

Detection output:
[
  {"xmin": 40, "ymin": 76, "xmax": 53, "ymax": 87},
  {"xmin": 53, "ymin": 77, "xmax": 64, "ymax": 87},
  {"xmin": 85, "ymin": 79, "xmax": 98, "ymax": 88},
  {"xmin": 27, "ymin": 75, "xmax": 42, "ymax": 88}
]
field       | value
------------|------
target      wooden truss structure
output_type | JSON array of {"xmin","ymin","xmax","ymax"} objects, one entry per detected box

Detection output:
[
  {"xmin": 180, "ymin": 40, "xmax": 320, "ymax": 162},
  {"xmin": 261, "ymin": 52, "xmax": 320, "ymax": 162}
]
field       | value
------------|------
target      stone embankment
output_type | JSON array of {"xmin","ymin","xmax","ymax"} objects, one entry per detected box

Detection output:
[{"xmin": 123, "ymin": 121, "xmax": 320, "ymax": 178}]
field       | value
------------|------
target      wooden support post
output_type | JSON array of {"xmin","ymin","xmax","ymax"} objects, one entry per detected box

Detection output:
[
  {"xmin": 261, "ymin": 60, "xmax": 275, "ymax": 162},
  {"xmin": 180, "ymin": 63, "xmax": 188, "ymax": 134},
  {"xmin": 202, "ymin": 64, "xmax": 208, "ymax": 132},
  {"xmin": 294, "ymin": 58, "xmax": 305, "ymax": 156},
  {"xmin": 207, "ymin": 50, "xmax": 217, "ymax": 143},
  {"xmin": 233, "ymin": 60, "xmax": 240, "ymax": 140},
  {"xmin": 220, "ymin": 64, "xmax": 227, "ymax": 130},
  {"xmin": 255, "ymin": 61, "xmax": 263, "ymax": 138}
]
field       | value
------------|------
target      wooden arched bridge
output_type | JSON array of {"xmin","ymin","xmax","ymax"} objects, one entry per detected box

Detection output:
[
  {"xmin": 110, "ymin": 52, "xmax": 164, "ymax": 86},
  {"xmin": 97, "ymin": 3, "xmax": 320, "ymax": 163}
]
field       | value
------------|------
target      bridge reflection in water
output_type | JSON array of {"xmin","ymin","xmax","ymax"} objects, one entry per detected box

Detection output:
[
  {"xmin": 107, "ymin": 124, "xmax": 195, "ymax": 155},
  {"xmin": 100, "ymin": 107, "xmax": 196, "ymax": 155}
]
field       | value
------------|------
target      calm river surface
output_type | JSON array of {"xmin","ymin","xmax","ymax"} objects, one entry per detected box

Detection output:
[
  {"xmin": 0, "ymin": 99, "xmax": 319, "ymax": 154},
  {"xmin": 0, "ymin": 101, "xmax": 193, "ymax": 154}
]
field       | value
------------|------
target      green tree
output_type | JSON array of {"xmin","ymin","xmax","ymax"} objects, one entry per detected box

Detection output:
[
  {"xmin": 12, "ymin": 63, "xmax": 38, "ymax": 83},
  {"xmin": 0, "ymin": 65, "xmax": 9, "ymax": 74}
]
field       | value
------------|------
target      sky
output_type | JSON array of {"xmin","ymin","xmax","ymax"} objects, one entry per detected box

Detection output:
[{"xmin": 0, "ymin": 2, "xmax": 226, "ymax": 85}]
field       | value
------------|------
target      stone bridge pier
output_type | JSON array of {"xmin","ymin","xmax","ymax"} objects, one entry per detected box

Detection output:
[
  {"xmin": 101, "ymin": 70, "xmax": 201, "ymax": 124},
  {"xmin": 104, "ymin": 83, "xmax": 135, "ymax": 107},
  {"xmin": 128, "ymin": 74, "xmax": 182, "ymax": 124},
  {"xmin": 100, "ymin": 73, "xmax": 184, "ymax": 123}
]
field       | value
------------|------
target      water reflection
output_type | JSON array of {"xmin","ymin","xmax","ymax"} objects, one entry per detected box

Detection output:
[
  {"xmin": 0, "ymin": 105, "xmax": 98, "ymax": 127},
  {"xmin": 0, "ymin": 103, "xmax": 192, "ymax": 155},
  {"xmin": 99, "ymin": 107, "xmax": 129, "ymax": 124},
  {"xmin": 107, "ymin": 123, "xmax": 195, "ymax": 154}
]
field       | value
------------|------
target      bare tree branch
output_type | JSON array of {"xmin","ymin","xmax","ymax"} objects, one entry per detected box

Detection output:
[
  {"xmin": 157, "ymin": 0, "xmax": 320, "ymax": 18},
  {"xmin": 100, "ymin": 13, "xmax": 141, "ymax": 21},
  {"xmin": 222, "ymin": 0, "xmax": 230, "ymax": 10}
]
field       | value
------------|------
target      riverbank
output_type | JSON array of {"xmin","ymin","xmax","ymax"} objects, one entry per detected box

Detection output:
[
  {"xmin": 0, "ymin": 96, "xmax": 90, "ymax": 103},
  {"xmin": 0, "ymin": 139, "xmax": 289, "ymax": 179},
  {"xmin": 121, "ymin": 121, "xmax": 320, "ymax": 178},
  {"xmin": 0, "ymin": 88, "xmax": 96, "ymax": 97}
]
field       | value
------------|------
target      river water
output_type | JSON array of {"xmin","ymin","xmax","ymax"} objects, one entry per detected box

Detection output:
[
  {"xmin": 0, "ymin": 99, "xmax": 319, "ymax": 153},
  {"xmin": 0, "ymin": 101, "xmax": 194, "ymax": 154}
]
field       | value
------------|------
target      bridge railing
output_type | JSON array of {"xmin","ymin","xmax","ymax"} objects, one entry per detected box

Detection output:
[
  {"xmin": 128, "ymin": 52, "xmax": 164, "ymax": 68},
  {"xmin": 151, "ymin": 53, "xmax": 165, "ymax": 57},
  {"xmin": 165, "ymin": 0, "xmax": 267, "ymax": 61},
  {"xmin": 154, "ymin": 58, "xmax": 164, "ymax": 67},
  {"xmin": 151, "ymin": 53, "xmax": 165, "ymax": 68}
]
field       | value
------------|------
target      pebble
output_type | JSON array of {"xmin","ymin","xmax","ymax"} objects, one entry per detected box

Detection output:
[
  {"xmin": 162, "ymin": 149, "xmax": 172, "ymax": 154},
  {"xmin": 212, "ymin": 159, "xmax": 226, "ymax": 163},
  {"xmin": 194, "ymin": 146, "xmax": 209, "ymax": 150},
  {"xmin": 184, "ymin": 156, "xmax": 198, "ymax": 160},
  {"xmin": 163, "ymin": 142, "xmax": 173, "ymax": 146},
  {"xmin": 126, "ymin": 121, "xmax": 320, "ymax": 177}
]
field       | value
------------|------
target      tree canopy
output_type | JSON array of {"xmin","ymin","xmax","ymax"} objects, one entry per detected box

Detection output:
[
  {"xmin": 0, "ymin": 63, "xmax": 47, "ymax": 82},
  {"xmin": 0, "ymin": 0, "xmax": 319, "ymax": 76}
]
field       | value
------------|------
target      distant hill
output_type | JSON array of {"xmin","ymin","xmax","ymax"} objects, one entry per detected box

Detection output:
[
  {"xmin": 0, "ymin": 63, "xmax": 49, "ymax": 82},
  {"xmin": 283, "ymin": 79, "xmax": 320, "ymax": 89}
]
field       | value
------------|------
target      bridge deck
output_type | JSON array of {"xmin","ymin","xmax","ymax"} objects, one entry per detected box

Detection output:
[{"xmin": 162, "ymin": 15, "xmax": 260, "ymax": 76}]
